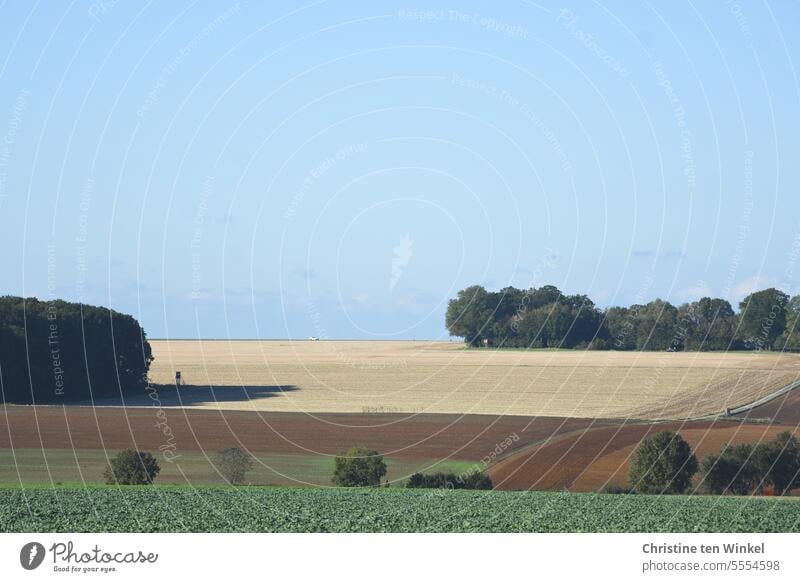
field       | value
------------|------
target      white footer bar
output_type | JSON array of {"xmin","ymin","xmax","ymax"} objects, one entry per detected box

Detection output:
[{"xmin": 1, "ymin": 533, "xmax": 797, "ymax": 581}]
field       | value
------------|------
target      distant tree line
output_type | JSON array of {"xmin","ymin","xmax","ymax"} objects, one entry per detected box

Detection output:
[
  {"xmin": 446, "ymin": 285, "xmax": 800, "ymax": 351},
  {"xmin": 0, "ymin": 296, "xmax": 153, "ymax": 403}
]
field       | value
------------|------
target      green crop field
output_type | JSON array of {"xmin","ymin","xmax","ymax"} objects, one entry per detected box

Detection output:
[
  {"xmin": 0, "ymin": 449, "xmax": 474, "ymax": 487},
  {"xmin": 2, "ymin": 486, "xmax": 799, "ymax": 533}
]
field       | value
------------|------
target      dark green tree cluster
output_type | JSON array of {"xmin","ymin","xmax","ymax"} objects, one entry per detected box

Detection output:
[
  {"xmin": 332, "ymin": 448, "xmax": 387, "ymax": 487},
  {"xmin": 628, "ymin": 431, "xmax": 699, "ymax": 494},
  {"xmin": 446, "ymin": 285, "xmax": 607, "ymax": 349},
  {"xmin": 406, "ymin": 471, "xmax": 492, "ymax": 490},
  {"xmin": 627, "ymin": 430, "xmax": 800, "ymax": 496},
  {"xmin": 446, "ymin": 285, "xmax": 797, "ymax": 351},
  {"xmin": 0, "ymin": 296, "xmax": 153, "ymax": 403},
  {"xmin": 702, "ymin": 432, "xmax": 800, "ymax": 495},
  {"xmin": 103, "ymin": 449, "xmax": 161, "ymax": 485}
]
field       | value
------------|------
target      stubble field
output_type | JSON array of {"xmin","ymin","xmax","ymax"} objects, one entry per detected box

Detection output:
[{"xmin": 141, "ymin": 340, "xmax": 800, "ymax": 420}]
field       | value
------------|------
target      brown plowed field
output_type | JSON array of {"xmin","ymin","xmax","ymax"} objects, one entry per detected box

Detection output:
[
  {"xmin": 735, "ymin": 387, "xmax": 800, "ymax": 424},
  {"xmin": 0, "ymin": 405, "xmax": 607, "ymax": 461},
  {"xmin": 490, "ymin": 421, "xmax": 800, "ymax": 491},
  {"xmin": 571, "ymin": 425, "xmax": 800, "ymax": 491}
]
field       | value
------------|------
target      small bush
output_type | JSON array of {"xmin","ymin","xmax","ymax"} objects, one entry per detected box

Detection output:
[
  {"xmin": 406, "ymin": 471, "xmax": 492, "ymax": 490},
  {"xmin": 103, "ymin": 450, "xmax": 160, "ymax": 485},
  {"xmin": 601, "ymin": 484, "xmax": 635, "ymax": 495},
  {"xmin": 628, "ymin": 431, "xmax": 698, "ymax": 494},
  {"xmin": 332, "ymin": 448, "xmax": 387, "ymax": 487},
  {"xmin": 215, "ymin": 447, "xmax": 254, "ymax": 485}
]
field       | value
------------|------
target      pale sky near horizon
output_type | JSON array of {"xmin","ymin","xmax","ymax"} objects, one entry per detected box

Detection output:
[{"xmin": 1, "ymin": 1, "xmax": 799, "ymax": 339}]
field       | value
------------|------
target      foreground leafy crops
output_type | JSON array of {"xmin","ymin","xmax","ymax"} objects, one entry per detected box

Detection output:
[{"xmin": 1, "ymin": 487, "xmax": 799, "ymax": 532}]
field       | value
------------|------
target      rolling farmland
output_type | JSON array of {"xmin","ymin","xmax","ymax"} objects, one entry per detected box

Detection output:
[
  {"xmin": 3, "ymin": 341, "xmax": 799, "ymax": 490},
  {"xmin": 142, "ymin": 340, "xmax": 800, "ymax": 420},
  {"xmin": 0, "ymin": 406, "xmax": 602, "ymax": 486}
]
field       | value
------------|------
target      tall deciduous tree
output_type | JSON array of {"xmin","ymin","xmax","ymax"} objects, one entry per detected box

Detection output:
[
  {"xmin": 738, "ymin": 288, "xmax": 789, "ymax": 349},
  {"xmin": 701, "ymin": 443, "xmax": 760, "ymax": 494},
  {"xmin": 332, "ymin": 448, "xmax": 387, "ymax": 487},
  {"xmin": 445, "ymin": 285, "xmax": 494, "ymax": 347},
  {"xmin": 628, "ymin": 431, "xmax": 698, "ymax": 494},
  {"xmin": 681, "ymin": 297, "xmax": 737, "ymax": 351},
  {"xmin": 635, "ymin": 300, "xmax": 680, "ymax": 351},
  {"xmin": 779, "ymin": 295, "xmax": 800, "ymax": 349},
  {"xmin": 103, "ymin": 450, "xmax": 160, "ymax": 485},
  {"xmin": 216, "ymin": 447, "xmax": 254, "ymax": 485}
]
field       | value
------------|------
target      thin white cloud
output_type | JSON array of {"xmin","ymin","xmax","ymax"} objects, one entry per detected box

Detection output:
[
  {"xmin": 732, "ymin": 275, "xmax": 778, "ymax": 303},
  {"xmin": 678, "ymin": 283, "xmax": 713, "ymax": 302}
]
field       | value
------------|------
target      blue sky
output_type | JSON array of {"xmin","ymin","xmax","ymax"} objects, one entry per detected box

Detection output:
[{"xmin": 1, "ymin": 1, "xmax": 799, "ymax": 339}]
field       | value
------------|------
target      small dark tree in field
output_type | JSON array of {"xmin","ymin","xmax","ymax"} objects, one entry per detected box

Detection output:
[
  {"xmin": 332, "ymin": 448, "xmax": 387, "ymax": 487},
  {"xmin": 628, "ymin": 431, "xmax": 698, "ymax": 494},
  {"xmin": 103, "ymin": 450, "xmax": 160, "ymax": 485},
  {"xmin": 701, "ymin": 443, "xmax": 760, "ymax": 495},
  {"xmin": 216, "ymin": 447, "xmax": 254, "ymax": 485}
]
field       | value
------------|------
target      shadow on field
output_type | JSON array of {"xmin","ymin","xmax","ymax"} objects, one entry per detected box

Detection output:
[{"xmin": 73, "ymin": 384, "xmax": 300, "ymax": 407}]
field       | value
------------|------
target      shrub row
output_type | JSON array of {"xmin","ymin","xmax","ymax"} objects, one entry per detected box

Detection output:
[{"xmin": 406, "ymin": 471, "xmax": 492, "ymax": 490}]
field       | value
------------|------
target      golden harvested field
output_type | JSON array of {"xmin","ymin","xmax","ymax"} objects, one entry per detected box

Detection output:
[{"xmin": 141, "ymin": 340, "xmax": 800, "ymax": 419}]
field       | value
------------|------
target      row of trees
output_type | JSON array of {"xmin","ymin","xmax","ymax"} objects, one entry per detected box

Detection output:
[
  {"xmin": 105, "ymin": 446, "xmax": 495, "ymax": 490},
  {"xmin": 446, "ymin": 285, "xmax": 800, "ymax": 351},
  {"xmin": 104, "ymin": 447, "xmax": 256, "ymax": 485},
  {"xmin": 332, "ymin": 448, "xmax": 494, "ymax": 489},
  {"xmin": 0, "ymin": 296, "xmax": 153, "ymax": 403},
  {"xmin": 702, "ymin": 433, "xmax": 800, "ymax": 495},
  {"xmin": 104, "ymin": 437, "xmax": 797, "ymax": 494},
  {"xmin": 626, "ymin": 430, "xmax": 800, "ymax": 495}
]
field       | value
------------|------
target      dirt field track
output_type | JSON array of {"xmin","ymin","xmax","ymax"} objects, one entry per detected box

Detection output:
[{"xmin": 142, "ymin": 340, "xmax": 800, "ymax": 419}]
